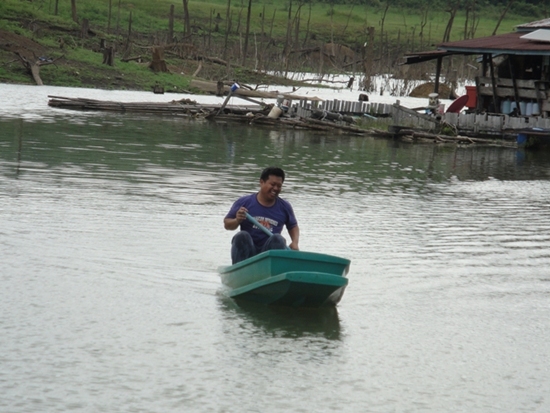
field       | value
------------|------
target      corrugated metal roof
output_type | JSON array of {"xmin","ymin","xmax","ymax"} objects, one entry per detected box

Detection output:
[
  {"xmin": 438, "ymin": 31, "xmax": 550, "ymax": 55},
  {"xmin": 516, "ymin": 18, "xmax": 550, "ymax": 31}
]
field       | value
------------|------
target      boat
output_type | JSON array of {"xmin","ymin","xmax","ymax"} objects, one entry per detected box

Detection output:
[{"xmin": 218, "ymin": 249, "xmax": 350, "ymax": 307}]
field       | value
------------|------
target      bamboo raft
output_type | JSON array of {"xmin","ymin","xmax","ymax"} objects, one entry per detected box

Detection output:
[
  {"xmin": 47, "ymin": 94, "xmax": 386, "ymax": 135},
  {"xmin": 46, "ymin": 94, "xmax": 525, "ymax": 148}
]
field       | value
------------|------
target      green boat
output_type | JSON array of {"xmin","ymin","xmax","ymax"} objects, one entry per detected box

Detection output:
[{"xmin": 218, "ymin": 250, "xmax": 350, "ymax": 307}]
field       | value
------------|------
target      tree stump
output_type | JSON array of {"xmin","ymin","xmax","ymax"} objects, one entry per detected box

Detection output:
[
  {"xmin": 102, "ymin": 46, "xmax": 115, "ymax": 66},
  {"xmin": 216, "ymin": 80, "xmax": 224, "ymax": 96},
  {"xmin": 80, "ymin": 19, "xmax": 89, "ymax": 38},
  {"xmin": 149, "ymin": 47, "xmax": 169, "ymax": 72}
]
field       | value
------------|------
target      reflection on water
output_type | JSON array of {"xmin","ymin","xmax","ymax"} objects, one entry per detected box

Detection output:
[{"xmin": 218, "ymin": 295, "xmax": 341, "ymax": 340}]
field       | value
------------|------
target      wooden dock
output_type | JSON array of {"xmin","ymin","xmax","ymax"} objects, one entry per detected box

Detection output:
[
  {"xmin": 47, "ymin": 92, "xmax": 545, "ymax": 147},
  {"xmin": 391, "ymin": 100, "xmax": 550, "ymax": 139}
]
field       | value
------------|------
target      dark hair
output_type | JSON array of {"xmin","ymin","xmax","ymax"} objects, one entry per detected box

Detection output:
[{"xmin": 260, "ymin": 166, "xmax": 285, "ymax": 182}]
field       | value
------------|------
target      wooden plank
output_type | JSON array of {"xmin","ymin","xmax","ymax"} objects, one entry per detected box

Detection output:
[
  {"xmin": 478, "ymin": 77, "xmax": 536, "ymax": 89},
  {"xmin": 478, "ymin": 86, "xmax": 541, "ymax": 99}
]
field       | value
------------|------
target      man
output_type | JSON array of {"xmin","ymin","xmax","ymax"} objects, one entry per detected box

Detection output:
[{"xmin": 224, "ymin": 167, "xmax": 300, "ymax": 264}]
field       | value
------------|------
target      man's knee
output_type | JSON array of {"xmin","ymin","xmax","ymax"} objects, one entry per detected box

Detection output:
[
  {"xmin": 231, "ymin": 231, "xmax": 255, "ymax": 264},
  {"xmin": 263, "ymin": 234, "xmax": 287, "ymax": 251},
  {"xmin": 232, "ymin": 231, "xmax": 253, "ymax": 245}
]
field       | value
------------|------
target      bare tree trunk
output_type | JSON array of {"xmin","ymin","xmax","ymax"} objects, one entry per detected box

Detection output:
[
  {"xmin": 302, "ymin": 3, "xmax": 312, "ymax": 48},
  {"xmin": 116, "ymin": 0, "xmax": 121, "ymax": 38},
  {"xmin": 124, "ymin": 11, "xmax": 132, "ymax": 55},
  {"xmin": 379, "ymin": 2, "xmax": 390, "ymax": 59},
  {"xmin": 208, "ymin": 8, "xmax": 213, "ymax": 49},
  {"xmin": 168, "ymin": 4, "xmax": 175, "ymax": 42},
  {"xmin": 182, "ymin": 0, "xmax": 191, "ymax": 38},
  {"xmin": 54, "ymin": 0, "xmax": 59, "ymax": 15},
  {"xmin": 363, "ymin": 27, "xmax": 375, "ymax": 91},
  {"xmin": 128, "ymin": 11, "xmax": 133, "ymax": 40},
  {"xmin": 493, "ymin": 0, "xmax": 515, "ymax": 35},
  {"xmin": 294, "ymin": 4, "xmax": 302, "ymax": 50},
  {"xmin": 242, "ymin": 0, "xmax": 252, "ymax": 66},
  {"xmin": 223, "ymin": 0, "xmax": 231, "ymax": 60},
  {"xmin": 71, "ymin": 0, "xmax": 77, "ymax": 23},
  {"xmin": 341, "ymin": 3, "xmax": 355, "ymax": 39},
  {"xmin": 235, "ymin": 3, "xmax": 243, "ymax": 36},
  {"xmin": 418, "ymin": 7, "xmax": 428, "ymax": 49},
  {"xmin": 14, "ymin": 52, "xmax": 63, "ymax": 85},
  {"xmin": 284, "ymin": 0, "xmax": 293, "ymax": 56},
  {"xmin": 259, "ymin": 8, "xmax": 276, "ymax": 71},
  {"xmin": 464, "ymin": 8, "xmax": 469, "ymax": 40},
  {"xmin": 442, "ymin": 7, "xmax": 458, "ymax": 42},
  {"xmin": 107, "ymin": 0, "xmax": 112, "ymax": 34}
]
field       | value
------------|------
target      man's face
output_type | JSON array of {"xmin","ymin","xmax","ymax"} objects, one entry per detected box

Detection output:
[{"xmin": 259, "ymin": 175, "xmax": 283, "ymax": 203}]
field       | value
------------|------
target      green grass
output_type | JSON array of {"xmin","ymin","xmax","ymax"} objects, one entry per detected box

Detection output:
[
  {"xmin": 3, "ymin": 0, "xmax": 529, "ymax": 44},
  {"xmin": 0, "ymin": 0, "xmax": 538, "ymax": 90}
]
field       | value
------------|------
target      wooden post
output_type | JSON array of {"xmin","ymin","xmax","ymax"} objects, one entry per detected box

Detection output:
[
  {"xmin": 488, "ymin": 53, "xmax": 498, "ymax": 113},
  {"xmin": 434, "ymin": 56, "xmax": 442, "ymax": 94},
  {"xmin": 508, "ymin": 55, "xmax": 521, "ymax": 114}
]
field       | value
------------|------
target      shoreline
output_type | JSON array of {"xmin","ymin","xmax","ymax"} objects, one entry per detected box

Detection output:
[{"xmin": 0, "ymin": 80, "xmax": 445, "ymax": 118}]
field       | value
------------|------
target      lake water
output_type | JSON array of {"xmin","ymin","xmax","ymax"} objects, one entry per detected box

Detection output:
[{"xmin": 1, "ymin": 84, "xmax": 549, "ymax": 412}]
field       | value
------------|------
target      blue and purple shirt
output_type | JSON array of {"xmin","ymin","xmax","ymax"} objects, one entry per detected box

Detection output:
[{"xmin": 225, "ymin": 193, "xmax": 298, "ymax": 249}]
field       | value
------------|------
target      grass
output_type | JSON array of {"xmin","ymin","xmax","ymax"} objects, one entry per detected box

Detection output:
[
  {"xmin": 4, "ymin": 0, "xmax": 529, "ymax": 43},
  {"xmin": 0, "ymin": 0, "xmax": 536, "ymax": 90}
]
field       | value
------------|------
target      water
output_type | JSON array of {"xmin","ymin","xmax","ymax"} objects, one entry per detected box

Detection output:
[{"xmin": 1, "ymin": 84, "xmax": 550, "ymax": 412}]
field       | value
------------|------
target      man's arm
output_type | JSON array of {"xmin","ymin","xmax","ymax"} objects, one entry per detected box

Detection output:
[
  {"xmin": 224, "ymin": 217, "xmax": 240, "ymax": 231},
  {"xmin": 224, "ymin": 206, "xmax": 247, "ymax": 231},
  {"xmin": 288, "ymin": 225, "xmax": 300, "ymax": 250}
]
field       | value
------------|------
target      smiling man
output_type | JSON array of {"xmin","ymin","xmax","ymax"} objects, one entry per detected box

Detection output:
[{"xmin": 224, "ymin": 167, "xmax": 300, "ymax": 264}]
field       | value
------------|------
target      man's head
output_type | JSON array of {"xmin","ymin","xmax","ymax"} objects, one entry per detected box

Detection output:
[
  {"xmin": 260, "ymin": 167, "xmax": 285, "ymax": 183},
  {"xmin": 258, "ymin": 167, "xmax": 286, "ymax": 205}
]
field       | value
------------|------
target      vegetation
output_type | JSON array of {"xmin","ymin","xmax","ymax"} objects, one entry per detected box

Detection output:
[{"xmin": 0, "ymin": 0, "xmax": 537, "ymax": 92}]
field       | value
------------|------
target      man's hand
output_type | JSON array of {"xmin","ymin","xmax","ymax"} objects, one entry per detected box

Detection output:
[
  {"xmin": 236, "ymin": 207, "xmax": 247, "ymax": 224},
  {"xmin": 224, "ymin": 207, "xmax": 248, "ymax": 231}
]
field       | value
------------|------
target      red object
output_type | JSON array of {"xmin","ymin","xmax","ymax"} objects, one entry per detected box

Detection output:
[
  {"xmin": 465, "ymin": 86, "xmax": 477, "ymax": 109},
  {"xmin": 446, "ymin": 94, "xmax": 469, "ymax": 113}
]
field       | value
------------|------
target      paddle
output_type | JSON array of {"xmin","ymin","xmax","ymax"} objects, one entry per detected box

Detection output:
[{"xmin": 245, "ymin": 212, "xmax": 290, "ymax": 250}]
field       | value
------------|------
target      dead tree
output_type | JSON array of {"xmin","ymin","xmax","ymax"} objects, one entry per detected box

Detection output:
[
  {"xmin": 242, "ymin": 0, "xmax": 252, "ymax": 66},
  {"xmin": 183, "ymin": 0, "xmax": 191, "ymax": 38},
  {"xmin": 107, "ymin": 0, "xmax": 112, "ymax": 33},
  {"xmin": 14, "ymin": 52, "xmax": 63, "ymax": 85},
  {"xmin": 442, "ymin": 1, "xmax": 460, "ymax": 42},
  {"xmin": 168, "ymin": 5, "xmax": 175, "ymax": 42},
  {"xmin": 493, "ymin": 0, "xmax": 516, "ymax": 35},
  {"xmin": 71, "ymin": 0, "xmax": 78, "ymax": 23},
  {"xmin": 100, "ymin": 39, "xmax": 115, "ymax": 66},
  {"xmin": 223, "ymin": 0, "xmax": 232, "ymax": 61}
]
